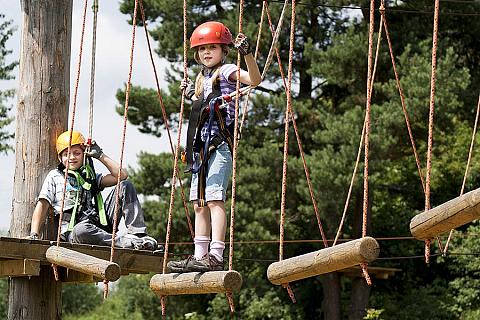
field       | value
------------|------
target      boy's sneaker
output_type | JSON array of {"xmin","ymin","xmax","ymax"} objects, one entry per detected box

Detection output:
[
  {"xmin": 187, "ymin": 254, "xmax": 224, "ymax": 272},
  {"xmin": 167, "ymin": 255, "xmax": 196, "ymax": 273},
  {"xmin": 140, "ymin": 235, "xmax": 158, "ymax": 251},
  {"xmin": 121, "ymin": 234, "xmax": 144, "ymax": 249}
]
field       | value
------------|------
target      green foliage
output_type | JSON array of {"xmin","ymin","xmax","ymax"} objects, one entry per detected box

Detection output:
[
  {"xmin": 0, "ymin": 14, "xmax": 17, "ymax": 154},
  {"xmin": 0, "ymin": 278, "xmax": 7, "ymax": 319},
  {"xmin": 62, "ymin": 284, "xmax": 102, "ymax": 316},
  {"xmin": 104, "ymin": 0, "xmax": 480, "ymax": 318}
]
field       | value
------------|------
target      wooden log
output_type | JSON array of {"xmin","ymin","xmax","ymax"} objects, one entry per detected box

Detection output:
[
  {"xmin": 0, "ymin": 259, "xmax": 40, "ymax": 277},
  {"xmin": 150, "ymin": 271, "xmax": 243, "ymax": 296},
  {"xmin": 410, "ymin": 188, "xmax": 480, "ymax": 240},
  {"xmin": 267, "ymin": 237, "xmax": 380, "ymax": 285},
  {"xmin": 9, "ymin": 1, "xmax": 72, "ymax": 318},
  {"xmin": 46, "ymin": 246, "xmax": 121, "ymax": 282}
]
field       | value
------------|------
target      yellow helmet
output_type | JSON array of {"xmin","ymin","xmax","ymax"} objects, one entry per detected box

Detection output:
[{"xmin": 56, "ymin": 130, "xmax": 85, "ymax": 155}]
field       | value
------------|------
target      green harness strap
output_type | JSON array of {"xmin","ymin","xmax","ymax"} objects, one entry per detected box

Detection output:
[
  {"xmin": 66, "ymin": 166, "xmax": 107, "ymax": 231},
  {"xmin": 83, "ymin": 165, "xmax": 107, "ymax": 227}
]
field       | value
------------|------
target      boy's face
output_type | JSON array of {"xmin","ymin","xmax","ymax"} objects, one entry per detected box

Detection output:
[{"xmin": 60, "ymin": 145, "xmax": 84, "ymax": 171}]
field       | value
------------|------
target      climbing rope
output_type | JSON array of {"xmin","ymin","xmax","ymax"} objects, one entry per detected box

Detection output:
[
  {"xmin": 86, "ymin": 0, "xmax": 99, "ymax": 148},
  {"xmin": 262, "ymin": 1, "xmax": 328, "ymax": 248},
  {"xmin": 104, "ymin": 0, "xmax": 139, "ymax": 299},
  {"xmin": 159, "ymin": 0, "xmax": 188, "ymax": 314},
  {"xmin": 224, "ymin": 0, "xmax": 246, "ymax": 313},
  {"xmin": 360, "ymin": 0, "xmax": 376, "ymax": 286},
  {"xmin": 424, "ymin": 0, "xmax": 440, "ymax": 264},
  {"xmin": 238, "ymin": 0, "xmax": 266, "ymax": 134},
  {"xmin": 138, "ymin": 0, "xmax": 193, "ymax": 240},
  {"xmin": 333, "ymin": 1, "xmax": 384, "ymax": 247},
  {"xmin": 278, "ymin": 0, "xmax": 297, "ymax": 303},
  {"xmin": 380, "ymin": 3, "xmax": 425, "ymax": 194},
  {"xmin": 443, "ymin": 94, "xmax": 480, "ymax": 255},
  {"xmin": 53, "ymin": 0, "xmax": 90, "ymax": 281}
]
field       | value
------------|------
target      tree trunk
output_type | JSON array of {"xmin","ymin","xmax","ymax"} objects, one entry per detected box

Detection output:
[
  {"xmin": 9, "ymin": 0, "xmax": 72, "ymax": 319},
  {"xmin": 321, "ymin": 273, "xmax": 341, "ymax": 320},
  {"xmin": 347, "ymin": 188, "xmax": 373, "ymax": 320},
  {"xmin": 348, "ymin": 277, "xmax": 372, "ymax": 320}
]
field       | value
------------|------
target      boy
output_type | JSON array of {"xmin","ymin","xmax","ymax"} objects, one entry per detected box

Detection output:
[{"xmin": 28, "ymin": 130, "xmax": 158, "ymax": 250}]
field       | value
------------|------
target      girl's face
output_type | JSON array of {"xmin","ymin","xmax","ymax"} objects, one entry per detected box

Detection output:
[
  {"xmin": 60, "ymin": 145, "xmax": 84, "ymax": 170},
  {"xmin": 197, "ymin": 44, "xmax": 223, "ymax": 68}
]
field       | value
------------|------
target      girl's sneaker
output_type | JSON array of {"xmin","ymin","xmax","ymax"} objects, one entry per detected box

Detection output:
[
  {"xmin": 167, "ymin": 255, "xmax": 196, "ymax": 273},
  {"xmin": 187, "ymin": 254, "xmax": 224, "ymax": 272}
]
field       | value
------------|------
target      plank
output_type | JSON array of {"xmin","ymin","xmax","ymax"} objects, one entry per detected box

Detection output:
[
  {"xmin": 0, "ymin": 259, "xmax": 40, "ymax": 277},
  {"xmin": 0, "ymin": 237, "xmax": 163, "ymax": 274}
]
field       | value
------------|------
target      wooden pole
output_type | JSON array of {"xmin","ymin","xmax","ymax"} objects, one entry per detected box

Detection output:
[
  {"xmin": 150, "ymin": 271, "xmax": 243, "ymax": 296},
  {"xmin": 9, "ymin": 0, "xmax": 72, "ymax": 318},
  {"xmin": 267, "ymin": 237, "xmax": 380, "ymax": 285},
  {"xmin": 410, "ymin": 187, "xmax": 480, "ymax": 240},
  {"xmin": 46, "ymin": 246, "xmax": 121, "ymax": 282}
]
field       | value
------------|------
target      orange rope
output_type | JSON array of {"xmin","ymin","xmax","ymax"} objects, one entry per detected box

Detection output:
[
  {"xmin": 228, "ymin": 0, "xmax": 245, "ymax": 272},
  {"xmin": 333, "ymin": 3, "xmax": 383, "ymax": 246},
  {"xmin": 263, "ymin": 2, "xmax": 328, "ymax": 248},
  {"xmin": 360, "ymin": 0, "xmax": 376, "ymax": 286},
  {"xmin": 278, "ymin": 0, "xmax": 297, "ymax": 303},
  {"xmin": 53, "ymin": 0, "xmax": 89, "ymax": 281},
  {"xmin": 104, "ymin": 0, "xmax": 139, "ymax": 299},
  {"xmin": 381, "ymin": 5, "xmax": 425, "ymax": 194},
  {"xmin": 443, "ymin": 94, "xmax": 480, "ymax": 254},
  {"xmin": 161, "ymin": 0, "xmax": 188, "ymax": 276},
  {"xmin": 424, "ymin": 0, "xmax": 440, "ymax": 263},
  {"xmin": 138, "ymin": 0, "xmax": 193, "ymax": 240},
  {"xmin": 238, "ymin": 0, "xmax": 266, "ymax": 133}
]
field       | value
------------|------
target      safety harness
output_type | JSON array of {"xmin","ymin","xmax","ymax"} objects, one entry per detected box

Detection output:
[
  {"xmin": 58, "ymin": 158, "xmax": 107, "ymax": 231},
  {"xmin": 183, "ymin": 80, "xmax": 234, "ymax": 207}
]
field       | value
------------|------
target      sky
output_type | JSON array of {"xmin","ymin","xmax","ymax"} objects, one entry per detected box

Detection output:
[{"xmin": 0, "ymin": 1, "xmax": 176, "ymax": 231}]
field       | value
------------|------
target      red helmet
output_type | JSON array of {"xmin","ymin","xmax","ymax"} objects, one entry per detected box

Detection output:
[{"xmin": 190, "ymin": 21, "xmax": 232, "ymax": 49}]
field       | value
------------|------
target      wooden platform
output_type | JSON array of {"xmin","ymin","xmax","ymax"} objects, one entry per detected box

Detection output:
[{"xmin": 0, "ymin": 237, "xmax": 163, "ymax": 276}]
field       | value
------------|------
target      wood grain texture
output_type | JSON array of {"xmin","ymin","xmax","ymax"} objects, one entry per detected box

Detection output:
[
  {"xmin": 410, "ymin": 188, "xmax": 480, "ymax": 240},
  {"xmin": 267, "ymin": 237, "xmax": 380, "ymax": 285},
  {"xmin": 46, "ymin": 246, "xmax": 120, "ymax": 281},
  {"xmin": 150, "ymin": 271, "xmax": 243, "ymax": 296}
]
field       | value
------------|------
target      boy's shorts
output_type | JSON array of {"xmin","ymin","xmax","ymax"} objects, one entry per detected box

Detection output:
[{"xmin": 189, "ymin": 142, "xmax": 232, "ymax": 203}]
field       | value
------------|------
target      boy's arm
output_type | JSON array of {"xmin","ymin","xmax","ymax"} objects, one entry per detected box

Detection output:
[
  {"xmin": 97, "ymin": 153, "xmax": 129, "ymax": 188},
  {"xmin": 86, "ymin": 141, "xmax": 128, "ymax": 188},
  {"xmin": 29, "ymin": 199, "xmax": 50, "ymax": 238}
]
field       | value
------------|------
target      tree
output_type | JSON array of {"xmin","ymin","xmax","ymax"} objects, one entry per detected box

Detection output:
[
  {"xmin": 0, "ymin": 14, "xmax": 18, "ymax": 153},
  {"xmin": 104, "ymin": 1, "xmax": 480, "ymax": 319}
]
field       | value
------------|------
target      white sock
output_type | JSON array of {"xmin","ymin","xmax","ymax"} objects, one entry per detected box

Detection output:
[
  {"xmin": 194, "ymin": 236, "xmax": 210, "ymax": 260},
  {"xmin": 209, "ymin": 240, "xmax": 225, "ymax": 261}
]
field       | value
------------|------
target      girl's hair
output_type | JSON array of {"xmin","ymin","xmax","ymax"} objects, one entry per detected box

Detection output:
[{"xmin": 194, "ymin": 44, "xmax": 230, "ymax": 98}]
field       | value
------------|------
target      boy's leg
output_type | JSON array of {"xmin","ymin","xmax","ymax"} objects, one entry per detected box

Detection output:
[
  {"xmin": 70, "ymin": 221, "xmax": 141, "ymax": 248},
  {"xmin": 103, "ymin": 180, "xmax": 157, "ymax": 250}
]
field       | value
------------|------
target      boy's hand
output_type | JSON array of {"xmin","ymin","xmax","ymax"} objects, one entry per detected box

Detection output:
[
  {"xmin": 85, "ymin": 141, "xmax": 104, "ymax": 159},
  {"xmin": 180, "ymin": 79, "xmax": 195, "ymax": 99},
  {"xmin": 25, "ymin": 232, "xmax": 39, "ymax": 240},
  {"xmin": 234, "ymin": 33, "xmax": 251, "ymax": 56}
]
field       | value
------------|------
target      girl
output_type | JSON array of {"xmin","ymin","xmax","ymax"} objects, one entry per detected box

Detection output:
[{"xmin": 168, "ymin": 21, "xmax": 261, "ymax": 272}]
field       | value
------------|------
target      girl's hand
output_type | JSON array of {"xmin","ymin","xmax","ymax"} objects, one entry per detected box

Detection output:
[
  {"xmin": 180, "ymin": 79, "xmax": 195, "ymax": 99},
  {"xmin": 234, "ymin": 33, "xmax": 251, "ymax": 56}
]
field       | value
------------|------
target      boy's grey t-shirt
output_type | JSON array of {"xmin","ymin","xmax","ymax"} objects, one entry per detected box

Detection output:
[{"xmin": 38, "ymin": 169, "xmax": 103, "ymax": 235}]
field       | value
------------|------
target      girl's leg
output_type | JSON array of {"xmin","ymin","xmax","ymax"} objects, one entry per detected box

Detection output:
[
  {"xmin": 208, "ymin": 200, "xmax": 227, "ymax": 261},
  {"xmin": 193, "ymin": 202, "xmax": 211, "ymax": 259}
]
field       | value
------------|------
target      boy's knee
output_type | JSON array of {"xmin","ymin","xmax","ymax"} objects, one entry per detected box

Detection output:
[{"xmin": 71, "ymin": 222, "xmax": 95, "ymax": 243}]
